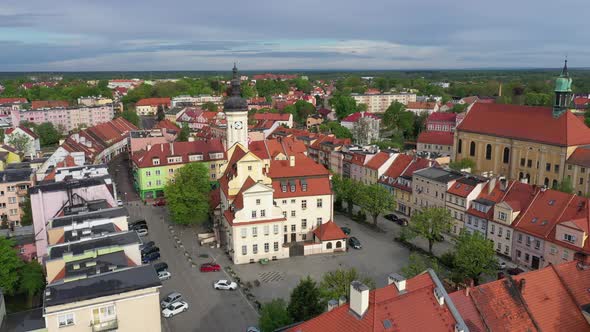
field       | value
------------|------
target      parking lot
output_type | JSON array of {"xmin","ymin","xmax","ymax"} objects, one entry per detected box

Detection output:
[{"xmin": 126, "ymin": 202, "xmax": 258, "ymax": 332}]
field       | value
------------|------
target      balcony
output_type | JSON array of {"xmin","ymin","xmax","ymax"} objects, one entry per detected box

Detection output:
[{"xmin": 91, "ymin": 319, "xmax": 118, "ymax": 332}]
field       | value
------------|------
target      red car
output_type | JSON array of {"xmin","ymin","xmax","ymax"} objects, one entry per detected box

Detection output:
[
  {"xmin": 200, "ymin": 263, "xmax": 221, "ymax": 272},
  {"xmin": 153, "ymin": 198, "xmax": 166, "ymax": 206}
]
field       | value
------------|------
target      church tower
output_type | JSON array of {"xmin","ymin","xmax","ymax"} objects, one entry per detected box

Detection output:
[
  {"xmin": 553, "ymin": 59, "xmax": 573, "ymax": 118},
  {"xmin": 224, "ymin": 64, "xmax": 249, "ymax": 150}
]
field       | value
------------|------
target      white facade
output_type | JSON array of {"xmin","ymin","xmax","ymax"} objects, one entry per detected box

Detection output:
[
  {"xmin": 4, "ymin": 127, "xmax": 40, "ymax": 158},
  {"xmin": 225, "ymin": 110, "xmax": 249, "ymax": 149},
  {"xmin": 351, "ymin": 93, "xmax": 417, "ymax": 113},
  {"xmin": 171, "ymin": 95, "xmax": 222, "ymax": 107}
]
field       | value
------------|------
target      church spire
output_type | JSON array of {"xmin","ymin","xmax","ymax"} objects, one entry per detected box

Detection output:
[
  {"xmin": 553, "ymin": 59, "xmax": 573, "ymax": 118},
  {"xmin": 561, "ymin": 59, "xmax": 569, "ymax": 77}
]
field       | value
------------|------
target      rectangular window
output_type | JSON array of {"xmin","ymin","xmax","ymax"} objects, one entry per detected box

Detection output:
[
  {"xmin": 252, "ymin": 227, "xmax": 258, "ymax": 237},
  {"xmin": 546, "ymin": 163, "xmax": 551, "ymax": 171},
  {"xmin": 8, "ymin": 197, "xmax": 16, "ymax": 204},
  {"xmin": 264, "ymin": 243, "xmax": 269, "ymax": 253},
  {"xmin": 252, "ymin": 210, "xmax": 257, "ymax": 218},
  {"xmin": 498, "ymin": 212, "xmax": 507, "ymax": 221},
  {"xmin": 260, "ymin": 210, "xmax": 266, "ymax": 217},
  {"xmin": 527, "ymin": 159, "xmax": 532, "ymax": 168},
  {"xmin": 525, "ymin": 253, "xmax": 530, "ymax": 261},
  {"xmin": 155, "ymin": 170, "xmax": 161, "ymax": 175},
  {"xmin": 282, "ymin": 211, "xmax": 287, "ymax": 218},
  {"xmin": 563, "ymin": 249, "xmax": 569, "ymax": 260},
  {"xmin": 274, "ymin": 242, "xmax": 279, "ymax": 251},
  {"xmin": 156, "ymin": 180, "xmax": 161, "ymax": 186},
  {"xmin": 497, "ymin": 242, "xmax": 501, "ymax": 250},
  {"xmin": 526, "ymin": 236, "xmax": 531, "ymax": 246},
  {"xmin": 564, "ymin": 234, "xmax": 576, "ymax": 243},
  {"xmin": 256, "ymin": 199, "xmax": 261, "ymax": 205},
  {"xmin": 145, "ymin": 171, "xmax": 151, "ymax": 177},
  {"xmin": 273, "ymin": 225, "xmax": 279, "ymax": 234},
  {"xmin": 284, "ymin": 225, "xmax": 287, "ymax": 232},
  {"xmin": 291, "ymin": 199, "xmax": 296, "ymax": 204},
  {"xmin": 520, "ymin": 158, "xmax": 525, "ymax": 166},
  {"xmin": 506, "ymin": 230, "xmax": 511, "ymax": 240},
  {"xmin": 301, "ymin": 200, "xmax": 307, "ymax": 209},
  {"xmin": 291, "ymin": 210, "xmax": 296, "ymax": 217},
  {"xmin": 58, "ymin": 313, "xmax": 75, "ymax": 327},
  {"xmin": 317, "ymin": 217, "xmax": 323, "ymax": 226},
  {"xmin": 504, "ymin": 245, "xmax": 509, "ymax": 254},
  {"xmin": 264, "ymin": 225, "xmax": 269, "ymax": 235},
  {"xmin": 490, "ymin": 224, "xmax": 495, "ymax": 234},
  {"xmin": 317, "ymin": 199, "xmax": 323, "ymax": 208},
  {"xmin": 554, "ymin": 164, "xmax": 559, "ymax": 173},
  {"xmin": 168, "ymin": 168, "xmax": 174, "ymax": 174},
  {"xmin": 582, "ymin": 168, "xmax": 586, "ymax": 173},
  {"xmin": 580, "ymin": 178, "xmax": 584, "ymax": 185},
  {"xmin": 282, "ymin": 200, "xmax": 287, "ymax": 205},
  {"xmin": 498, "ymin": 228, "xmax": 503, "ymax": 237},
  {"xmin": 210, "ymin": 164, "xmax": 216, "ymax": 169},
  {"xmin": 518, "ymin": 233, "xmax": 523, "ymax": 243},
  {"xmin": 253, "ymin": 244, "xmax": 258, "ymax": 254},
  {"xmin": 291, "ymin": 225, "xmax": 296, "ymax": 232},
  {"xmin": 241, "ymin": 228, "xmax": 247, "ymax": 238},
  {"xmin": 516, "ymin": 249, "xmax": 521, "ymax": 258}
]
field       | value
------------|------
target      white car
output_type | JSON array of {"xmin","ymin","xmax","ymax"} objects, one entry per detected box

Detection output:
[
  {"xmin": 161, "ymin": 292, "xmax": 182, "ymax": 308},
  {"xmin": 161, "ymin": 300, "xmax": 188, "ymax": 318},
  {"xmin": 136, "ymin": 228, "xmax": 148, "ymax": 237},
  {"xmin": 117, "ymin": 199, "xmax": 123, "ymax": 206},
  {"xmin": 158, "ymin": 271, "xmax": 171, "ymax": 281},
  {"xmin": 214, "ymin": 279, "xmax": 237, "ymax": 290}
]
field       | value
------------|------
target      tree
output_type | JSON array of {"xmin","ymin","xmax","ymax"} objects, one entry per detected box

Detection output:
[
  {"xmin": 332, "ymin": 176, "xmax": 361, "ymax": 217},
  {"xmin": 240, "ymin": 84, "xmax": 256, "ymax": 99},
  {"xmin": 20, "ymin": 196, "xmax": 33, "ymax": 226},
  {"xmin": 293, "ymin": 78, "xmax": 312, "ymax": 94},
  {"xmin": 383, "ymin": 102, "xmax": 414, "ymax": 137},
  {"xmin": 19, "ymin": 261, "xmax": 45, "ymax": 306},
  {"xmin": 6, "ymin": 132, "xmax": 31, "ymax": 155},
  {"xmin": 449, "ymin": 158, "xmax": 476, "ymax": 172},
  {"xmin": 120, "ymin": 110, "xmax": 140, "ymax": 127},
  {"xmin": 452, "ymin": 231, "xmax": 497, "ymax": 285},
  {"xmin": 406, "ymin": 207, "xmax": 452, "ymax": 254},
  {"xmin": 293, "ymin": 100, "xmax": 315, "ymax": 124},
  {"xmin": 329, "ymin": 94, "xmax": 358, "ymax": 120},
  {"xmin": 401, "ymin": 252, "xmax": 441, "ymax": 278},
  {"xmin": 0, "ymin": 237, "xmax": 23, "ymax": 295},
  {"xmin": 36, "ymin": 122, "xmax": 61, "ymax": 147},
  {"xmin": 259, "ymin": 299, "xmax": 293, "ymax": 332},
  {"xmin": 319, "ymin": 268, "xmax": 375, "ymax": 303},
  {"xmin": 177, "ymin": 123, "xmax": 190, "ymax": 142},
  {"xmin": 287, "ymin": 276, "xmax": 324, "ymax": 322},
  {"xmin": 164, "ymin": 163, "xmax": 211, "ymax": 225},
  {"xmin": 358, "ymin": 184, "xmax": 396, "ymax": 226},
  {"xmin": 556, "ymin": 177, "xmax": 574, "ymax": 194},
  {"xmin": 156, "ymin": 105, "xmax": 165, "ymax": 121},
  {"xmin": 323, "ymin": 122, "xmax": 352, "ymax": 139},
  {"xmin": 202, "ymin": 102, "xmax": 218, "ymax": 112},
  {"xmin": 449, "ymin": 103, "xmax": 468, "ymax": 113}
]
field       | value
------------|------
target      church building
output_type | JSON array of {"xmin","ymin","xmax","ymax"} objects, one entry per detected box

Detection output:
[
  {"xmin": 453, "ymin": 61, "xmax": 590, "ymax": 192},
  {"xmin": 214, "ymin": 65, "xmax": 347, "ymax": 264}
]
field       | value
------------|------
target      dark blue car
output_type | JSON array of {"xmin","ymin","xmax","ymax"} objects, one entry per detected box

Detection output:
[{"xmin": 142, "ymin": 251, "xmax": 160, "ymax": 264}]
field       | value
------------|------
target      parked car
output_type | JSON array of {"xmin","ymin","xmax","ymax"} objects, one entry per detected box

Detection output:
[
  {"xmin": 507, "ymin": 267, "xmax": 524, "ymax": 276},
  {"xmin": 153, "ymin": 198, "xmax": 166, "ymax": 206},
  {"xmin": 136, "ymin": 228, "xmax": 149, "ymax": 237},
  {"xmin": 129, "ymin": 219, "xmax": 147, "ymax": 228},
  {"xmin": 213, "ymin": 280, "xmax": 237, "ymax": 290},
  {"xmin": 348, "ymin": 237, "xmax": 362, "ymax": 249},
  {"xmin": 162, "ymin": 300, "xmax": 188, "ymax": 318},
  {"xmin": 160, "ymin": 292, "xmax": 183, "ymax": 308},
  {"xmin": 158, "ymin": 271, "xmax": 172, "ymax": 281},
  {"xmin": 384, "ymin": 214, "xmax": 399, "ymax": 222},
  {"xmin": 340, "ymin": 227, "xmax": 351, "ymax": 235},
  {"xmin": 200, "ymin": 263, "xmax": 221, "ymax": 272},
  {"xmin": 117, "ymin": 199, "xmax": 123, "ymax": 207},
  {"xmin": 434, "ymin": 233, "xmax": 445, "ymax": 242},
  {"xmin": 130, "ymin": 223, "xmax": 148, "ymax": 231},
  {"xmin": 142, "ymin": 246, "xmax": 160, "ymax": 256},
  {"xmin": 397, "ymin": 218, "xmax": 409, "ymax": 227},
  {"xmin": 498, "ymin": 261, "xmax": 507, "ymax": 269},
  {"xmin": 246, "ymin": 327, "xmax": 261, "ymax": 332},
  {"xmin": 140, "ymin": 241, "xmax": 155, "ymax": 251},
  {"xmin": 142, "ymin": 251, "xmax": 160, "ymax": 264},
  {"xmin": 154, "ymin": 262, "xmax": 168, "ymax": 273}
]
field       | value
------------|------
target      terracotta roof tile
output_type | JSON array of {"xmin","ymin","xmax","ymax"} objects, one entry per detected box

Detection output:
[
  {"xmin": 365, "ymin": 152, "xmax": 393, "ymax": 170},
  {"xmin": 427, "ymin": 112, "xmax": 457, "ymax": 122},
  {"xmin": 132, "ymin": 139, "xmax": 225, "ymax": 168},
  {"xmin": 135, "ymin": 97, "xmax": 171, "ymax": 107},
  {"xmin": 253, "ymin": 113, "xmax": 291, "ymax": 121},
  {"xmin": 342, "ymin": 112, "xmax": 379, "ymax": 122},
  {"xmin": 31, "ymin": 100, "xmax": 69, "ymax": 109},
  {"xmin": 312, "ymin": 221, "xmax": 347, "ymax": 241},
  {"xmin": 379, "ymin": 154, "xmax": 413, "ymax": 185},
  {"xmin": 417, "ymin": 131, "xmax": 454, "ymax": 145},
  {"xmin": 0, "ymin": 98, "xmax": 27, "ymax": 104},
  {"xmin": 567, "ymin": 146, "xmax": 590, "ymax": 168}
]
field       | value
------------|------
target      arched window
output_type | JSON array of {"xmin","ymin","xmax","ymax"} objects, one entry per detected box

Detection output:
[
  {"xmin": 503, "ymin": 147, "xmax": 510, "ymax": 164},
  {"xmin": 552, "ymin": 180, "xmax": 558, "ymax": 189},
  {"xmin": 526, "ymin": 173, "xmax": 531, "ymax": 183},
  {"xmin": 485, "ymin": 144, "xmax": 492, "ymax": 160},
  {"xmin": 457, "ymin": 139, "xmax": 463, "ymax": 154},
  {"xmin": 470, "ymin": 142, "xmax": 476, "ymax": 156},
  {"xmin": 544, "ymin": 177, "xmax": 549, "ymax": 187},
  {"xmin": 326, "ymin": 242, "xmax": 333, "ymax": 249},
  {"xmin": 336, "ymin": 241, "xmax": 342, "ymax": 248},
  {"xmin": 519, "ymin": 172, "xmax": 524, "ymax": 180}
]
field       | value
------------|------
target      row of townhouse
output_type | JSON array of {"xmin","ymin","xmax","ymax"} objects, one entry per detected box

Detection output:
[
  {"xmin": 26, "ymin": 162, "xmax": 162, "ymax": 332},
  {"xmin": 10, "ymin": 105, "xmax": 114, "ymax": 132}
]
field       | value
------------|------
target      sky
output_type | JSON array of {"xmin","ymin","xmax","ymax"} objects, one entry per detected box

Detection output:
[{"xmin": 1, "ymin": 0, "xmax": 589, "ymax": 71}]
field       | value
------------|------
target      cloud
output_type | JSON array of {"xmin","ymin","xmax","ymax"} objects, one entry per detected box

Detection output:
[{"xmin": 0, "ymin": 0, "xmax": 588, "ymax": 70}]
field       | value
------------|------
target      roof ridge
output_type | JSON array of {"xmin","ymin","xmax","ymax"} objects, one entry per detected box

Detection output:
[
  {"xmin": 513, "ymin": 188, "xmax": 541, "ymax": 228},
  {"xmin": 549, "ymin": 263, "xmax": 585, "ymax": 310}
]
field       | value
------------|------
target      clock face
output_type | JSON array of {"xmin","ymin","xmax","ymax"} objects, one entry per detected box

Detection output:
[{"xmin": 233, "ymin": 121, "xmax": 243, "ymax": 130}]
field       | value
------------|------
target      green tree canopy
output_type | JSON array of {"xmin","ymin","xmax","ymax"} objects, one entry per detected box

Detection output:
[
  {"xmin": 0, "ymin": 237, "xmax": 23, "ymax": 294},
  {"xmin": 20, "ymin": 196, "xmax": 33, "ymax": 226},
  {"xmin": 556, "ymin": 177, "xmax": 574, "ymax": 194},
  {"xmin": 6, "ymin": 132, "xmax": 32, "ymax": 155},
  {"xmin": 358, "ymin": 184, "xmax": 396, "ymax": 226},
  {"xmin": 120, "ymin": 110, "xmax": 140, "ymax": 127},
  {"xmin": 329, "ymin": 94, "xmax": 358, "ymax": 120},
  {"xmin": 449, "ymin": 158, "xmax": 476, "ymax": 172},
  {"xmin": 452, "ymin": 231, "xmax": 497, "ymax": 285},
  {"xmin": 319, "ymin": 268, "xmax": 375, "ymax": 303},
  {"xmin": 382, "ymin": 102, "xmax": 414, "ymax": 137},
  {"xmin": 332, "ymin": 175, "xmax": 362, "ymax": 217},
  {"xmin": 36, "ymin": 122, "xmax": 61, "ymax": 147},
  {"xmin": 319, "ymin": 122, "xmax": 352, "ymax": 139},
  {"xmin": 406, "ymin": 207, "xmax": 452, "ymax": 254},
  {"xmin": 293, "ymin": 100, "xmax": 316, "ymax": 124},
  {"xmin": 202, "ymin": 102, "xmax": 218, "ymax": 112},
  {"xmin": 19, "ymin": 261, "xmax": 45, "ymax": 306},
  {"xmin": 177, "ymin": 123, "xmax": 190, "ymax": 142},
  {"xmin": 259, "ymin": 299, "xmax": 293, "ymax": 332},
  {"xmin": 287, "ymin": 276, "xmax": 324, "ymax": 322},
  {"xmin": 401, "ymin": 252, "xmax": 441, "ymax": 278},
  {"xmin": 164, "ymin": 163, "xmax": 211, "ymax": 225}
]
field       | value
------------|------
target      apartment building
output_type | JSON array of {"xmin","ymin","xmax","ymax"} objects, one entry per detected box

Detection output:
[
  {"xmin": 77, "ymin": 96, "xmax": 113, "ymax": 107},
  {"xmin": 351, "ymin": 92, "xmax": 417, "ymax": 113},
  {"xmin": 445, "ymin": 176, "xmax": 487, "ymax": 236},
  {"xmin": 11, "ymin": 105, "xmax": 114, "ymax": 132},
  {"xmin": 389, "ymin": 158, "xmax": 434, "ymax": 217},
  {"xmin": 135, "ymin": 98, "xmax": 170, "ymax": 115},
  {"xmin": 171, "ymin": 95, "xmax": 222, "ymax": 107},
  {"xmin": 361, "ymin": 151, "xmax": 397, "ymax": 185},
  {"xmin": 132, "ymin": 140, "xmax": 227, "ymax": 200},
  {"xmin": 412, "ymin": 167, "xmax": 463, "ymax": 213},
  {"xmin": 0, "ymin": 168, "xmax": 34, "ymax": 228}
]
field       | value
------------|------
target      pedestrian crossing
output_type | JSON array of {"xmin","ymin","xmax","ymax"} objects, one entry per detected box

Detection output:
[{"xmin": 257, "ymin": 271, "xmax": 285, "ymax": 283}]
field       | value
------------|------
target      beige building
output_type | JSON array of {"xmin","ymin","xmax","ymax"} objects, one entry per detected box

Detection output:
[
  {"xmin": 0, "ymin": 168, "xmax": 34, "ymax": 227},
  {"xmin": 564, "ymin": 146, "xmax": 590, "ymax": 195},
  {"xmin": 412, "ymin": 167, "xmax": 463, "ymax": 214},
  {"xmin": 445, "ymin": 176, "xmax": 487, "ymax": 236},
  {"xmin": 43, "ymin": 265, "xmax": 162, "ymax": 332},
  {"xmin": 351, "ymin": 93, "xmax": 416, "ymax": 113}
]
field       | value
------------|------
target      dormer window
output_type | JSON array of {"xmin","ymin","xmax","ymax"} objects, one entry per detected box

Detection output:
[
  {"xmin": 189, "ymin": 154, "xmax": 203, "ymax": 161},
  {"xmin": 152, "ymin": 158, "xmax": 160, "ymax": 165},
  {"xmin": 290, "ymin": 182, "xmax": 296, "ymax": 192},
  {"xmin": 564, "ymin": 234, "xmax": 576, "ymax": 243},
  {"xmin": 281, "ymin": 181, "xmax": 287, "ymax": 192},
  {"xmin": 301, "ymin": 179, "xmax": 308, "ymax": 192}
]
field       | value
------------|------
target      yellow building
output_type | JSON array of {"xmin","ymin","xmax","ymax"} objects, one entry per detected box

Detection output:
[{"xmin": 0, "ymin": 144, "xmax": 22, "ymax": 170}]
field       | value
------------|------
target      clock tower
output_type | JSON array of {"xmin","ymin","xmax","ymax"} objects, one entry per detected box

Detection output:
[{"xmin": 224, "ymin": 64, "xmax": 249, "ymax": 150}]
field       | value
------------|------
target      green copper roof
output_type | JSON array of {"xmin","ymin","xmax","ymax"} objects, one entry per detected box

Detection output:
[{"xmin": 555, "ymin": 60, "xmax": 572, "ymax": 92}]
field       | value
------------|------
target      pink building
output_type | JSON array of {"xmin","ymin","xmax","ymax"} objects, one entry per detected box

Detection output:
[
  {"xmin": 11, "ymin": 105, "xmax": 114, "ymax": 132},
  {"xmin": 129, "ymin": 128, "xmax": 177, "ymax": 155},
  {"xmin": 0, "ymin": 168, "xmax": 35, "ymax": 228},
  {"xmin": 30, "ymin": 177, "xmax": 116, "ymax": 261},
  {"xmin": 13, "ymin": 234, "xmax": 37, "ymax": 261}
]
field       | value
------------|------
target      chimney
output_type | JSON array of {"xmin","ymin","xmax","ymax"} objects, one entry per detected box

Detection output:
[
  {"xmin": 575, "ymin": 253, "xmax": 590, "ymax": 270},
  {"xmin": 146, "ymin": 143, "xmax": 152, "ymax": 151},
  {"xmin": 327, "ymin": 299, "xmax": 339, "ymax": 312},
  {"xmin": 289, "ymin": 155, "xmax": 295, "ymax": 167},
  {"xmin": 434, "ymin": 287, "xmax": 445, "ymax": 306},
  {"xmin": 464, "ymin": 279, "xmax": 474, "ymax": 297},
  {"xmin": 338, "ymin": 295, "xmax": 347, "ymax": 306},
  {"xmin": 349, "ymin": 281, "xmax": 370, "ymax": 317},
  {"xmin": 188, "ymin": 136, "xmax": 195, "ymax": 142},
  {"xmin": 387, "ymin": 273, "xmax": 406, "ymax": 293},
  {"xmin": 488, "ymin": 176, "xmax": 497, "ymax": 195},
  {"xmin": 170, "ymin": 143, "xmax": 174, "ymax": 155},
  {"xmin": 499, "ymin": 177, "xmax": 507, "ymax": 191},
  {"xmin": 518, "ymin": 279, "xmax": 526, "ymax": 294}
]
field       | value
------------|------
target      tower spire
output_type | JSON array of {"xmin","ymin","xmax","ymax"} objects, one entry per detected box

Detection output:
[{"xmin": 561, "ymin": 58, "xmax": 569, "ymax": 77}]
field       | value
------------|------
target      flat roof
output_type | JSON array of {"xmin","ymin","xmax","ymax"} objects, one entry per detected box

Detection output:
[
  {"xmin": 30, "ymin": 177, "xmax": 110, "ymax": 194},
  {"xmin": 414, "ymin": 167, "xmax": 463, "ymax": 183},
  {"xmin": 1, "ymin": 308, "xmax": 45, "ymax": 332},
  {"xmin": 64, "ymin": 250, "xmax": 129, "ymax": 279},
  {"xmin": 44, "ymin": 265, "xmax": 161, "ymax": 307},
  {"xmin": 64, "ymin": 223, "xmax": 117, "ymax": 242},
  {"xmin": 48, "ymin": 231, "xmax": 140, "ymax": 260},
  {"xmin": 0, "ymin": 168, "xmax": 32, "ymax": 183},
  {"xmin": 52, "ymin": 206, "xmax": 127, "ymax": 228}
]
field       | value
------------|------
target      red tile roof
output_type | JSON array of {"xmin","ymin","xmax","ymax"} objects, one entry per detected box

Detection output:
[
  {"xmin": 513, "ymin": 189, "xmax": 577, "ymax": 238},
  {"xmin": 289, "ymin": 272, "xmax": 460, "ymax": 332},
  {"xmin": 271, "ymin": 177, "xmax": 331, "ymax": 198},
  {"xmin": 342, "ymin": 112, "xmax": 379, "ymax": 123},
  {"xmin": 6, "ymin": 126, "xmax": 38, "ymax": 139},
  {"xmin": 449, "ymin": 291, "xmax": 486, "ymax": 332},
  {"xmin": 135, "ymin": 97, "xmax": 171, "ymax": 107},
  {"xmin": 364, "ymin": 152, "xmax": 393, "ymax": 170},
  {"xmin": 253, "ymin": 112, "xmax": 291, "ymax": 121},
  {"xmin": 567, "ymin": 146, "xmax": 590, "ymax": 167},
  {"xmin": 154, "ymin": 119, "xmax": 179, "ymax": 131},
  {"xmin": 378, "ymin": 154, "xmax": 413, "ymax": 185},
  {"xmin": 132, "ymin": 139, "xmax": 225, "ymax": 168},
  {"xmin": 407, "ymin": 101, "xmax": 438, "ymax": 109},
  {"xmin": 427, "ymin": 112, "xmax": 457, "ymax": 122},
  {"xmin": 447, "ymin": 179, "xmax": 477, "ymax": 198},
  {"xmin": 574, "ymin": 97, "xmax": 589, "ymax": 107},
  {"xmin": 417, "ymin": 131, "xmax": 454, "ymax": 145},
  {"xmin": 0, "ymin": 98, "xmax": 27, "ymax": 104},
  {"xmin": 313, "ymin": 221, "xmax": 347, "ymax": 241},
  {"xmin": 31, "ymin": 100, "xmax": 69, "ymax": 109},
  {"xmin": 457, "ymin": 103, "xmax": 590, "ymax": 146},
  {"xmin": 266, "ymin": 154, "xmax": 330, "ymax": 178}
]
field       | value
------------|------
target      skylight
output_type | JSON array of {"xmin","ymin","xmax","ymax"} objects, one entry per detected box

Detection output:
[
  {"xmin": 548, "ymin": 199, "xmax": 556, "ymax": 206},
  {"xmin": 531, "ymin": 217, "xmax": 538, "ymax": 223},
  {"xmin": 383, "ymin": 319, "xmax": 392, "ymax": 329},
  {"xmin": 541, "ymin": 220, "xmax": 548, "ymax": 226}
]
